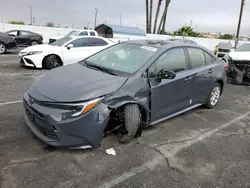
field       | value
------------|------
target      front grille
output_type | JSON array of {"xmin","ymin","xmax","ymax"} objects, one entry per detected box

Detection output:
[{"xmin": 24, "ymin": 99, "xmax": 58, "ymax": 140}]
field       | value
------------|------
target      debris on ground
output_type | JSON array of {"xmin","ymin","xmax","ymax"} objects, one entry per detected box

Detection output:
[{"xmin": 106, "ymin": 148, "xmax": 116, "ymax": 156}]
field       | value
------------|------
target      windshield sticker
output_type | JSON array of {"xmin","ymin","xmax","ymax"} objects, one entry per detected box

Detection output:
[{"xmin": 141, "ymin": 46, "xmax": 157, "ymax": 52}]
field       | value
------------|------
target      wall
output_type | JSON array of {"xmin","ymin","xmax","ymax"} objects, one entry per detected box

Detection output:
[{"xmin": 1, "ymin": 23, "xmax": 249, "ymax": 50}]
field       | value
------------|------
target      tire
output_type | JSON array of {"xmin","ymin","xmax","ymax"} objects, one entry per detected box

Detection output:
[
  {"xmin": 0, "ymin": 42, "xmax": 7, "ymax": 54},
  {"xmin": 205, "ymin": 83, "xmax": 221, "ymax": 109},
  {"xmin": 118, "ymin": 104, "xmax": 141, "ymax": 143},
  {"xmin": 31, "ymin": 40, "xmax": 38, "ymax": 46},
  {"xmin": 45, "ymin": 55, "xmax": 61, "ymax": 69}
]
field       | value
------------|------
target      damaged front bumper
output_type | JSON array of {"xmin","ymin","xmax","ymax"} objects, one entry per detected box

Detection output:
[
  {"xmin": 227, "ymin": 58, "xmax": 250, "ymax": 85},
  {"xmin": 23, "ymin": 91, "xmax": 111, "ymax": 148}
]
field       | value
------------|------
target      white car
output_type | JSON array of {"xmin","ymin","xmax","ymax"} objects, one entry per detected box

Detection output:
[
  {"xmin": 19, "ymin": 36, "xmax": 115, "ymax": 69},
  {"xmin": 49, "ymin": 29, "xmax": 98, "ymax": 43}
]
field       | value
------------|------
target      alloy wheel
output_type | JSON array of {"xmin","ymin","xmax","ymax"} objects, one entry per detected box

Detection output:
[
  {"xmin": 51, "ymin": 56, "xmax": 60, "ymax": 68},
  {"xmin": 31, "ymin": 41, "xmax": 38, "ymax": 46},
  {"xmin": 0, "ymin": 44, "xmax": 6, "ymax": 54},
  {"xmin": 210, "ymin": 86, "xmax": 220, "ymax": 106}
]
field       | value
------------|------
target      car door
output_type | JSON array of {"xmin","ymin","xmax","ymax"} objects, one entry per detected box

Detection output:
[
  {"xmin": 89, "ymin": 38, "xmax": 109, "ymax": 54},
  {"xmin": 149, "ymin": 47, "xmax": 195, "ymax": 122},
  {"xmin": 186, "ymin": 47, "xmax": 214, "ymax": 104},
  {"xmin": 62, "ymin": 37, "xmax": 92, "ymax": 65},
  {"xmin": 16, "ymin": 31, "xmax": 31, "ymax": 46}
]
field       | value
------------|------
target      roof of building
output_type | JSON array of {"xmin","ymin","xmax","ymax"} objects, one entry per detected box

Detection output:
[{"xmin": 95, "ymin": 24, "xmax": 146, "ymax": 36}]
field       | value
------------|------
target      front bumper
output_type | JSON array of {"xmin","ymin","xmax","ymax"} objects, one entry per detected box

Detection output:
[
  {"xmin": 23, "ymin": 91, "xmax": 111, "ymax": 148},
  {"xmin": 18, "ymin": 53, "xmax": 44, "ymax": 68}
]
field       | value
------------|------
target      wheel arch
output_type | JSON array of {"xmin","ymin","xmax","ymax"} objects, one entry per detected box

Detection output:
[{"xmin": 216, "ymin": 79, "xmax": 224, "ymax": 95}]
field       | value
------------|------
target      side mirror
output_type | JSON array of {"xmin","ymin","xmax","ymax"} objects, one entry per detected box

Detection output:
[
  {"xmin": 67, "ymin": 44, "xmax": 74, "ymax": 49},
  {"xmin": 157, "ymin": 69, "xmax": 176, "ymax": 80}
]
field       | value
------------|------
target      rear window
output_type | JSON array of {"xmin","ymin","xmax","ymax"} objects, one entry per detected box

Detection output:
[
  {"xmin": 204, "ymin": 52, "xmax": 215, "ymax": 64},
  {"xmin": 89, "ymin": 38, "xmax": 108, "ymax": 46}
]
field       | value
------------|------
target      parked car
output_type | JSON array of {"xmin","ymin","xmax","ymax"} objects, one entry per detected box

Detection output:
[
  {"xmin": 0, "ymin": 31, "xmax": 18, "ymax": 54},
  {"xmin": 5, "ymin": 30, "xmax": 43, "ymax": 46},
  {"xmin": 224, "ymin": 43, "xmax": 250, "ymax": 84},
  {"xmin": 214, "ymin": 42, "xmax": 233, "ymax": 59},
  {"xmin": 23, "ymin": 40, "xmax": 227, "ymax": 148},
  {"xmin": 18, "ymin": 36, "xmax": 115, "ymax": 69},
  {"xmin": 49, "ymin": 29, "xmax": 98, "ymax": 44}
]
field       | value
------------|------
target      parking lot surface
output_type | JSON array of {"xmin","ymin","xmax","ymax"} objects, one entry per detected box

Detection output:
[{"xmin": 1, "ymin": 54, "xmax": 250, "ymax": 188}]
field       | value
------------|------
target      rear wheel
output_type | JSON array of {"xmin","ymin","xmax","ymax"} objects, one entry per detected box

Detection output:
[
  {"xmin": 0, "ymin": 42, "xmax": 6, "ymax": 54},
  {"xmin": 31, "ymin": 40, "xmax": 38, "ymax": 46},
  {"xmin": 118, "ymin": 104, "xmax": 141, "ymax": 143},
  {"xmin": 205, "ymin": 83, "xmax": 221, "ymax": 109},
  {"xmin": 45, "ymin": 55, "xmax": 61, "ymax": 69}
]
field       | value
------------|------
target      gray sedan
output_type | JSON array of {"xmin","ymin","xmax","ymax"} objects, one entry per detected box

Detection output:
[{"xmin": 23, "ymin": 40, "xmax": 227, "ymax": 148}]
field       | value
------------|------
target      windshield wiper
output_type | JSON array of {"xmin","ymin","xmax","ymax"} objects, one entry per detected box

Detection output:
[{"xmin": 84, "ymin": 61, "xmax": 117, "ymax": 76}]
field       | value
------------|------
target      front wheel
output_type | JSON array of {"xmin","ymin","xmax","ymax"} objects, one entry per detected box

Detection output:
[
  {"xmin": 205, "ymin": 83, "xmax": 221, "ymax": 109},
  {"xmin": 45, "ymin": 55, "xmax": 61, "ymax": 69},
  {"xmin": 31, "ymin": 40, "xmax": 38, "ymax": 46},
  {"xmin": 118, "ymin": 104, "xmax": 141, "ymax": 143},
  {"xmin": 0, "ymin": 42, "xmax": 7, "ymax": 54}
]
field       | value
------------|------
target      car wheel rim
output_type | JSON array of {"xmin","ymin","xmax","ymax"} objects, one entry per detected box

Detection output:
[
  {"xmin": 51, "ymin": 56, "xmax": 59, "ymax": 67},
  {"xmin": 0, "ymin": 44, "xmax": 6, "ymax": 53},
  {"xmin": 31, "ymin": 41, "xmax": 38, "ymax": 46},
  {"xmin": 210, "ymin": 86, "xmax": 220, "ymax": 106}
]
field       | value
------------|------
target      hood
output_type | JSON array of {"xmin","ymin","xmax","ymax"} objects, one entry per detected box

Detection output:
[
  {"xmin": 229, "ymin": 51, "xmax": 250, "ymax": 61},
  {"xmin": 30, "ymin": 63, "xmax": 128, "ymax": 102},
  {"xmin": 20, "ymin": 44, "xmax": 62, "ymax": 53}
]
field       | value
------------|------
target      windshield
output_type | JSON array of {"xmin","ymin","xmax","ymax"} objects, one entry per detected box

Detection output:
[
  {"xmin": 50, "ymin": 37, "xmax": 72, "ymax": 46},
  {"xmin": 235, "ymin": 43, "xmax": 250, "ymax": 52},
  {"xmin": 65, "ymin": 30, "xmax": 79, "ymax": 37},
  {"xmin": 82, "ymin": 43, "xmax": 158, "ymax": 74}
]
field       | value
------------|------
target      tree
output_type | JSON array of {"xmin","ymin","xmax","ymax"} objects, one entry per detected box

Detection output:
[
  {"xmin": 218, "ymin": 34, "xmax": 233, "ymax": 40},
  {"xmin": 157, "ymin": 0, "xmax": 170, "ymax": 34},
  {"xmin": 146, "ymin": 0, "xmax": 149, "ymax": 33},
  {"xmin": 153, "ymin": 0, "xmax": 163, "ymax": 34},
  {"xmin": 173, "ymin": 26, "xmax": 203, "ymax": 37},
  {"xmin": 46, "ymin": 22, "xmax": 55, "ymax": 27},
  {"xmin": 148, "ymin": 0, "xmax": 153, "ymax": 33},
  {"xmin": 9, "ymin": 21, "xmax": 25, "ymax": 25}
]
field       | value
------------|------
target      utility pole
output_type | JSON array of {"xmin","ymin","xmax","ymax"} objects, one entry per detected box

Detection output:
[
  {"xmin": 189, "ymin": 20, "xmax": 193, "ymax": 28},
  {"xmin": 235, "ymin": 0, "xmax": 245, "ymax": 48},
  {"xmin": 33, "ymin": 17, "xmax": 35, "ymax": 26},
  {"xmin": 29, "ymin": 5, "xmax": 33, "ymax": 25},
  {"xmin": 94, "ymin": 8, "xmax": 98, "ymax": 28}
]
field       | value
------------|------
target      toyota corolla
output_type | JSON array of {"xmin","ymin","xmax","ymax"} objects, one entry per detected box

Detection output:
[{"xmin": 23, "ymin": 40, "xmax": 227, "ymax": 148}]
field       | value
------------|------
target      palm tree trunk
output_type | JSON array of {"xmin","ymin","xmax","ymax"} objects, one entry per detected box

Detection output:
[
  {"xmin": 157, "ymin": 0, "xmax": 170, "ymax": 34},
  {"xmin": 161, "ymin": 0, "xmax": 170, "ymax": 32},
  {"xmin": 146, "ymin": 0, "xmax": 149, "ymax": 33},
  {"xmin": 148, "ymin": 0, "xmax": 153, "ymax": 33},
  {"xmin": 153, "ymin": 0, "xmax": 163, "ymax": 34}
]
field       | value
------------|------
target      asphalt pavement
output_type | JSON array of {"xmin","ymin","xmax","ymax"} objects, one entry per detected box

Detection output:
[{"xmin": 1, "ymin": 54, "xmax": 250, "ymax": 188}]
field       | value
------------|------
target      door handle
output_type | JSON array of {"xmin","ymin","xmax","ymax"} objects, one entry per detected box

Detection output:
[
  {"xmin": 208, "ymin": 69, "xmax": 214, "ymax": 74},
  {"xmin": 184, "ymin": 76, "xmax": 192, "ymax": 82}
]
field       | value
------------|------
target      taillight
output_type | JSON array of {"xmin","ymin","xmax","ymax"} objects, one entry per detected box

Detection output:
[{"xmin": 224, "ymin": 63, "xmax": 228, "ymax": 69}]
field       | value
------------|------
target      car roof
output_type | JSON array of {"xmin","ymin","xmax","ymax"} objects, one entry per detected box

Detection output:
[
  {"xmin": 123, "ymin": 39, "xmax": 200, "ymax": 49},
  {"xmin": 70, "ymin": 36, "xmax": 104, "ymax": 39}
]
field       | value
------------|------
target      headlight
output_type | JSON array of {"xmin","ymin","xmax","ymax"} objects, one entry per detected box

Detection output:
[
  {"xmin": 45, "ymin": 97, "xmax": 104, "ymax": 118},
  {"xmin": 27, "ymin": 51, "xmax": 43, "ymax": 55}
]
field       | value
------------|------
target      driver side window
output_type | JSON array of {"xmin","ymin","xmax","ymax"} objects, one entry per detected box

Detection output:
[{"xmin": 155, "ymin": 48, "xmax": 187, "ymax": 74}]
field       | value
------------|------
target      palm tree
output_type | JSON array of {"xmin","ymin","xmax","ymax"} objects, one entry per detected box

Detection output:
[
  {"xmin": 146, "ymin": 0, "xmax": 149, "ymax": 33},
  {"xmin": 161, "ymin": 0, "xmax": 170, "ymax": 33},
  {"xmin": 148, "ymin": 0, "xmax": 153, "ymax": 33},
  {"xmin": 153, "ymin": 0, "xmax": 163, "ymax": 34}
]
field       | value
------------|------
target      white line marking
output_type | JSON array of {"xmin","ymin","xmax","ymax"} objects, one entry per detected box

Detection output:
[
  {"xmin": 97, "ymin": 157, "xmax": 163, "ymax": 188},
  {"xmin": 0, "ymin": 100, "xmax": 22, "ymax": 106},
  {"xmin": 159, "ymin": 111, "xmax": 250, "ymax": 158},
  {"xmin": 97, "ymin": 111, "xmax": 250, "ymax": 188}
]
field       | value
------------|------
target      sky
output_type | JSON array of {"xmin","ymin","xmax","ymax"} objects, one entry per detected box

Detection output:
[{"xmin": 0, "ymin": 0, "xmax": 250, "ymax": 36}]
